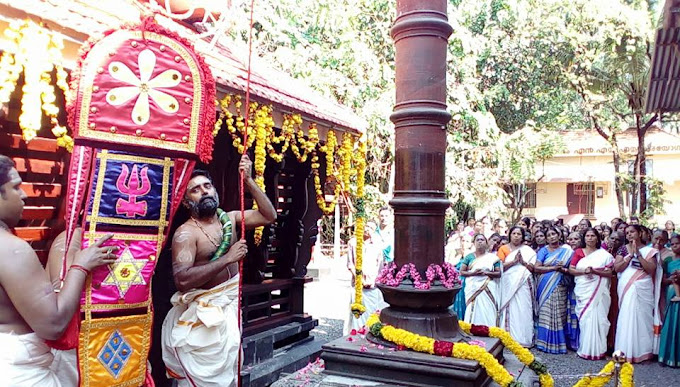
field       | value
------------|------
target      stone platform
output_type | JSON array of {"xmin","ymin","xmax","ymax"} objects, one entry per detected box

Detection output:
[
  {"xmin": 241, "ymin": 318, "xmax": 322, "ymax": 387},
  {"xmin": 272, "ymin": 335, "xmax": 540, "ymax": 387}
]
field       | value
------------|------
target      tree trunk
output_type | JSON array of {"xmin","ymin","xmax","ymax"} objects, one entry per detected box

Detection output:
[
  {"xmin": 592, "ymin": 121, "xmax": 627, "ymax": 218},
  {"xmin": 631, "ymin": 151, "xmax": 640, "ymax": 216},
  {"xmin": 635, "ymin": 114, "xmax": 658, "ymax": 217},
  {"xmin": 638, "ymin": 130, "xmax": 647, "ymax": 215},
  {"xmin": 612, "ymin": 140, "xmax": 626, "ymax": 218}
]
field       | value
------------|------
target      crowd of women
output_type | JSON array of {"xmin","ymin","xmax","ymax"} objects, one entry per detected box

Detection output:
[{"xmin": 445, "ymin": 216, "xmax": 680, "ymax": 367}]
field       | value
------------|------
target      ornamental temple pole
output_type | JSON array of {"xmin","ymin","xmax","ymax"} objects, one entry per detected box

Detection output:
[
  {"xmin": 321, "ymin": 1, "xmax": 503, "ymax": 386},
  {"xmin": 378, "ymin": 0, "xmax": 457, "ymax": 338}
]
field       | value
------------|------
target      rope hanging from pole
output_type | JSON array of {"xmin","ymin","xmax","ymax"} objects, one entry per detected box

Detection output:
[{"xmin": 238, "ymin": 0, "xmax": 256, "ymax": 384}]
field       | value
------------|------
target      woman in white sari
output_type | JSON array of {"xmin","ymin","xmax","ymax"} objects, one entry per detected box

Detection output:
[
  {"xmin": 571, "ymin": 228, "xmax": 614, "ymax": 360},
  {"xmin": 497, "ymin": 226, "xmax": 536, "ymax": 347},
  {"xmin": 460, "ymin": 234, "xmax": 501, "ymax": 326},
  {"xmin": 614, "ymin": 224, "xmax": 661, "ymax": 363}
]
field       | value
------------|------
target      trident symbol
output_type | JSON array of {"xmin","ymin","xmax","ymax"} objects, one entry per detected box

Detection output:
[{"xmin": 115, "ymin": 164, "xmax": 151, "ymax": 218}]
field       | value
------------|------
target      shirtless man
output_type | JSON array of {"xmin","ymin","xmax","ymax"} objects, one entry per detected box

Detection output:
[
  {"xmin": 162, "ymin": 154, "xmax": 276, "ymax": 387},
  {"xmin": 0, "ymin": 155, "xmax": 116, "ymax": 386}
]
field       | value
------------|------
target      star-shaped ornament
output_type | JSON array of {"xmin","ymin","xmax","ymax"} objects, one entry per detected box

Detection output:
[{"xmin": 102, "ymin": 247, "xmax": 147, "ymax": 298}]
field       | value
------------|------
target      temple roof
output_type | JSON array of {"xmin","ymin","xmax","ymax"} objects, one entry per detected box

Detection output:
[{"xmin": 0, "ymin": 0, "xmax": 366, "ymax": 134}]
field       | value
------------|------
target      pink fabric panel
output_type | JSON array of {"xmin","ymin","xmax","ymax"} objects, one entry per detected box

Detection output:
[{"xmin": 81, "ymin": 237, "xmax": 158, "ymax": 308}]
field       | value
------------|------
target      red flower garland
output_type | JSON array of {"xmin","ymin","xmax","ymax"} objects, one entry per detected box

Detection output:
[
  {"xmin": 433, "ymin": 340, "xmax": 455, "ymax": 356},
  {"xmin": 470, "ymin": 324, "xmax": 490, "ymax": 337}
]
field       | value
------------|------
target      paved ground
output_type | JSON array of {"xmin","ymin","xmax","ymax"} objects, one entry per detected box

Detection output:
[{"xmin": 300, "ymin": 259, "xmax": 680, "ymax": 387}]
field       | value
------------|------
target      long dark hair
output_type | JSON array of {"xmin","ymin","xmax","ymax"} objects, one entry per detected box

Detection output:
[{"xmin": 581, "ymin": 227, "xmax": 602, "ymax": 249}]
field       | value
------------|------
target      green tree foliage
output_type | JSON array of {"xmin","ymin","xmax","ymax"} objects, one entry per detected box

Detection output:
[
  {"xmin": 229, "ymin": 0, "xmax": 396, "ymax": 194},
  {"xmin": 225, "ymin": 0, "xmax": 667, "ymax": 221}
]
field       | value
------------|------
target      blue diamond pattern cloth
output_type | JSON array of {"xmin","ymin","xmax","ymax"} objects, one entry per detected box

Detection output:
[{"xmin": 98, "ymin": 330, "xmax": 133, "ymax": 378}]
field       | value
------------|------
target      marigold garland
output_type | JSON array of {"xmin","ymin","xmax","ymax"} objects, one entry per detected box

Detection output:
[
  {"xmin": 350, "ymin": 141, "xmax": 368, "ymax": 318},
  {"xmin": 220, "ymin": 93, "xmax": 358, "ymax": 220},
  {"xmin": 251, "ymin": 103, "xmax": 270, "ymax": 245},
  {"xmin": 366, "ymin": 314, "xmax": 516, "ymax": 387},
  {"xmin": 0, "ymin": 21, "xmax": 73, "ymax": 150},
  {"xmin": 571, "ymin": 361, "xmax": 634, "ymax": 387},
  {"xmin": 458, "ymin": 320, "xmax": 553, "ymax": 387}
]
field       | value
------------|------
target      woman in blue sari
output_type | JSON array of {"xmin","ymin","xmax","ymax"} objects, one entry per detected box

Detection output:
[
  {"xmin": 532, "ymin": 226, "xmax": 573, "ymax": 353},
  {"xmin": 659, "ymin": 235, "xmax": 680, "ymax": 367}
]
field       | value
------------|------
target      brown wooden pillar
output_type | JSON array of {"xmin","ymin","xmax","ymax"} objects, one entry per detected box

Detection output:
[{"xmin": 379, "ymin": 0, "xmax": 456, "ymax": 339}]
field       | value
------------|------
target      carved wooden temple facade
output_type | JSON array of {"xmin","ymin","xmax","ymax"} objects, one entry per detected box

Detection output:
[{"xmin": 0, "ymin": 1, "xmax": 365, "ymax": 386}]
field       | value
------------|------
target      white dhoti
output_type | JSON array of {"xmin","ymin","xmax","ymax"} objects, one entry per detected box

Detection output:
[
  {"xmin": 0, "ymin": 332, "xmax": 60, "ymax": 387},
  {"xmin": 49, "ymin": 349, "xmax": 77, "ymax": 386},
  {"xmin": 162, "ymin": 276, "xmax": 240, "ymax": 387}
]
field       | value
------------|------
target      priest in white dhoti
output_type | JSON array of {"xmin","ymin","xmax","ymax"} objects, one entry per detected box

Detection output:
[
  {"xmin": 162, "ymin": 277, "xmax": 240, "ymax": 386},
  {"xmin": 161, "ymin": 160, "xmax": 276, "ymax": 387}
]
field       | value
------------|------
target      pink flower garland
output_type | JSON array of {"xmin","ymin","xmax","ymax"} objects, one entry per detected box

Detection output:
[{"xmin": 376, "ymin": 262, "xmax": 461, "ymax": 290}]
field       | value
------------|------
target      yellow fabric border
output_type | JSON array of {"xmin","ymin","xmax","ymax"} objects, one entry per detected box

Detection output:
[
  {"xmin": 78, "ymin": 313, "xmax": 152, "ymax": 387},
  {"xmin": 86, "ymin": 151, "xmax": 171, "ymax": 253},
  {"xmin": 77, "ymin": 30, "xmax": 202, "ymax": 153}
]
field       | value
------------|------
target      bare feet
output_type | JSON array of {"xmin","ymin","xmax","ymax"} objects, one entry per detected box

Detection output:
[{"xmin": 671, "ymin": 296, "xmax": 680, "ymax": 302}]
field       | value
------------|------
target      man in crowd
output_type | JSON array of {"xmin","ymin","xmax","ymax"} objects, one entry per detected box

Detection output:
[
  {"xmin": 0, "ymin": 155, "xmax": 116, "ymax": 385},
  {"xmin": 376, "ymin": 206, "xmax": 394, "ymax": 264},
  {"xmin": 162, "ymin": 155, "xmax": 276, "ymax": 387}
]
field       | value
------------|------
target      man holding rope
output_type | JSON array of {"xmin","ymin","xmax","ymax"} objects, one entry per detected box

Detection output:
[{"xmin": 162, "ymin": 154, "xmax": 276, "ymax": 387}]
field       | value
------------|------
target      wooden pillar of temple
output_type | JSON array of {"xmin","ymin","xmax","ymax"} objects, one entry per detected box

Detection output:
[
  {"xmin": 321, "ymin": 3, "xmax": 503, "ymax": 385},
  {"xmin": 377, "ymin": 0, "xmax": 457, "ymax": 340}
]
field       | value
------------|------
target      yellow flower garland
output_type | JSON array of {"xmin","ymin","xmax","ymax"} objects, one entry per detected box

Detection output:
[
  {"xmin": 1, "ymin": 21, "xmax": 73, "ymax": 150},
  {"xmin": 252, "ymin": 103, "xmax": 270, "ymax": 245},
  {"xmin": 572, "ymin": 361, "xmax": 634, "ymax": 387},
  {"xmin": 459, "ymin": 320, "xmax": 553, "ymax": 387},
  {"xmin": 350, "ymin": 141, "xmax": 367, "ymax": 317},
  {"xmin": 313, "ymin": 130, "xmax": 338, "ymax": 215},
  {"xmin": 366, "ymin": 314, "xmax": 514, "ymax": 387}
]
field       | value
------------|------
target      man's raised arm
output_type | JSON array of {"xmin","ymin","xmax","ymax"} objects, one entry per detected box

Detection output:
[{"xmin": 232, "ymin": 155, "xmax": 277, "ymax": 229}]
